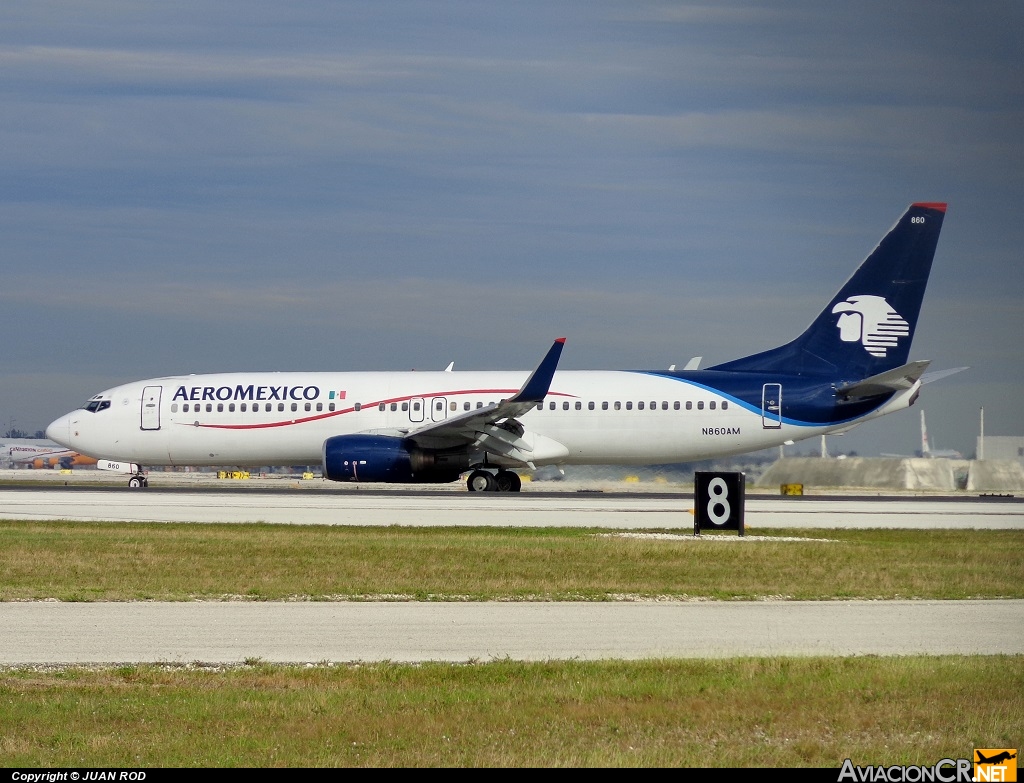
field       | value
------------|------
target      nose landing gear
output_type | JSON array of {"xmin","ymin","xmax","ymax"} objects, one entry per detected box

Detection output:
[{"xmin": 128, "ymin": 473, "xmax": 149, "ymax": 489}]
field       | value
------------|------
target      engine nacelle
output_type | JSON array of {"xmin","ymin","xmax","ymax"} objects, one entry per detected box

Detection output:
[{"xmin": 321, "ymin": 434, "xmax": 467, "ymax": 484}]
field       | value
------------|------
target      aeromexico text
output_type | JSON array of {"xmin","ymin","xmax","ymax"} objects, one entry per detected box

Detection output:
[{"xmin": 172, "ymin": 385, "xmax": 322, "ymax": 402}]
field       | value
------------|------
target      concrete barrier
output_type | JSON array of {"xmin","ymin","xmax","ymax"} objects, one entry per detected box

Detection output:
[
  {"xmin": 966, "ymin": 460, "xmax": 1024, "ymax": 492},
  {"xmin": 755, "ymin": 457, "xmax": 957, "ymax": 491}
]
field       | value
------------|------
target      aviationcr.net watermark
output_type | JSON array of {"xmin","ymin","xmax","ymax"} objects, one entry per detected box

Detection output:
[{"xmin": 838, "ymin": 749, "xmax": 1017, "ymax": 783}]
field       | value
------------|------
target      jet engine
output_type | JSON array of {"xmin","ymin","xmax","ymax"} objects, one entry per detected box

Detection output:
[{"xmin": 321, "ymin": 434, "xmax": 467, "ymax": 483}]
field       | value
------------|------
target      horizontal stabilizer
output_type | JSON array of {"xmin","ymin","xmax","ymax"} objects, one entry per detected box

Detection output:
[
  {"xmin": 921, "ymin": 366, "xmax": 969, "ymax": 385},
  {"xmin": 836, "ymin": 360, "xmax": 930, "ymax": 400}
]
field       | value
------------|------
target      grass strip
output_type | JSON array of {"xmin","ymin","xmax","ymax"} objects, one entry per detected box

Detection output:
[
  {"xmin": 2, "ymin": 656, "xmax": 1020, "ymax": 767},
  {"xmin": 0, "ymin": 522, "xmax": 1020, "ymax": 601}
]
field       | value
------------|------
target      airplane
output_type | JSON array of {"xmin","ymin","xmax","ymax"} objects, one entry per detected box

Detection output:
[
  {"xmin": 46, "ymin": 202, "xmax": 949, "ymax": 491},
  {"xmin": 1, "ymin": 439, "xmax": 97, "ymax": 470},
  {"xmin": 25, "ymin": 453, "xmax": 98, "ymax": 470},
  {"xmin": 920, "ymin": 410, "xmax": 963, "ymax": 459},
  {"xmin": 976, "ymin": 751, "xmax": 1016, "ymax": 765}
]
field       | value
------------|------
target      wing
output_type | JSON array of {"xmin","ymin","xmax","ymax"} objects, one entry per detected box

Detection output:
[{"xmin": 404, "ymin": 338, "xmax": 568, "ymax": 466}]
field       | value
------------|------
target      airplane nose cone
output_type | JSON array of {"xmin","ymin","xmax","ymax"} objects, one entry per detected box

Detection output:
[{"xmin": 46, "ymin": 414, "xmax": 71, "ymax": 447}]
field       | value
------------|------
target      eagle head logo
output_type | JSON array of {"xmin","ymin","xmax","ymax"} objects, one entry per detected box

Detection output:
[{"xmin": 831, "ymin": 295, "xmax": 909, "ymax": 358}]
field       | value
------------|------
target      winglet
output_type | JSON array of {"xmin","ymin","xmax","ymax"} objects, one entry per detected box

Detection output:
[{"xmin": 509, "ymin": 338, "xmax": 566, "ymax": 403}]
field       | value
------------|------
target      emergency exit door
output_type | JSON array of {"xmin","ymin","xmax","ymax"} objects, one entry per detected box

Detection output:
[{"xmin": 761, "ymin": 383, "xmax": 782, "ymax": 429}]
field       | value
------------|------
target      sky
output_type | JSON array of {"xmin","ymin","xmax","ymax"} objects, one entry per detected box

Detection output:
[{"xmin": 1, "ymin": 0, "xmax": 1021, "ymax": 458}]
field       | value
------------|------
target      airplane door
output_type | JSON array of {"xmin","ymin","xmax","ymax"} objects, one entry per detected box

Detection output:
[
  {"xmin": 409, "ymin": 398, "xmax": 424, "ymax": 423},
  {"xmin": 431, "ymin": 397, "xmax": 448, "ymax": 423},
  {"xmin": 141, "ymin": 386, "xmax": 162, "ymax": 431},
  {"xmin": 761, "ymin": 383, "xmax": 782, "ymax": 429}
]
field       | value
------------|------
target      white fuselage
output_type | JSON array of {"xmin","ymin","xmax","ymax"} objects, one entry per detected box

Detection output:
[{"xmin": 45, "ymin": 369, "xmax": 914, "ymax": 470}]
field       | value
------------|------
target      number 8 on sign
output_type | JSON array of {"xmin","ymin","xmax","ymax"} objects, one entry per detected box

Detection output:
[{"xmin": 707, "ymin": 477, "xmax": 731, "ymax": 525}]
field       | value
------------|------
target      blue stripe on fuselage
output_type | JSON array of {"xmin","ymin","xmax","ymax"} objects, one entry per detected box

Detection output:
[{"xmin": 635, "ymin": 370, "xmax": 892, "ymax": 427}]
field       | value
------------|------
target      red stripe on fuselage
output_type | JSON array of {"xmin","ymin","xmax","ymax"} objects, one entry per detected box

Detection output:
[{"xmin": 183, "ymin": 388, "xmax": 576, "ymax": 431}]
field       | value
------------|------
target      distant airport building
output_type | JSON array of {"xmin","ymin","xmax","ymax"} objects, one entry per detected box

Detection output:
[{"xmin": 977, "ymin": 436, "xmax": 1024, "ymax": 467}]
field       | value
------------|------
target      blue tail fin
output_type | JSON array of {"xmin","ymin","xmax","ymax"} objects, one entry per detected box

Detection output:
[{"xmin": 709, "ymin": 203, "xmax": 946, "ymax": 380}]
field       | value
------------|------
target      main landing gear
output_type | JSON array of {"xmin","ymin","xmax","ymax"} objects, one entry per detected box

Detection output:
[
  {"xmin": 466, "ymin": 469, "xmax": 522, "ymax": 492},
  {"xmin": 128, "ymin": 472, "xmax": 149, "ymax": 489}
]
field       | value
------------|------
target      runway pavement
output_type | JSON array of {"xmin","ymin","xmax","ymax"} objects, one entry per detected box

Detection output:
[
  {"xmin": 0, "ymin": 486, "xmax": 1022, "ymax": 528},
  {"xmin": 2, "ymin": 600, "xmax": 1021, "ymax": 664}
]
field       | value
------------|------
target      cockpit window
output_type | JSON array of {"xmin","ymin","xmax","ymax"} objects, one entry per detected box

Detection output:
[{"xmin": 83, "ymin": 400, "xmax": 111, "ymax": 413}]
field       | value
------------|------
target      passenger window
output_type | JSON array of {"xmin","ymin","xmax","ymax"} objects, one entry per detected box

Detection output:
[
  {"xmin": 575, "ymin": 401, "xmax": 582, "ymax": 410},
  {"xmin": 390, "ymin": 403, "xmax": 397, "ymax": 411},
  {"xmin": 549, "ymin": 401, "xmax": 556, "ymax": 410},
  {"xmin": 305, "ymin": 403, "xmax": 312, "ymax": 412},
  {"xmin": 476, "ymin": 402, "xmax": 483, "ymax": 409},
  {"xmin": 206, "ymin": 404, "xmax": 213, "ymax": 413},
  {"xmin": 686, "ymin": 401, "xmax": 693, "ymax": 410},
  {"xmin": 563, "ymin": 401, "xmax": 569, "ymax": 410},
  {"xmin": 588, "ymin": 401, "xmax": 595, "ymax": 410},
  {"xmin": 651, "ymin": 401, "xmax": 656, "ymax": 410},
  {"xmin": 354, "ymin": 403, "xmax": 362, "ymax": 412},
  {"xmin": 450, "ymin": 402, "xmax": 457, "ymax": 412},
  {"xmin": 329, "ymin": 403, "xmax": 336, "ymax": 412},
  {"xmin": 662, "ymin": 401, "xmax": 668, "ymax": 410},
  {"xmin": 171, "ymin": 404, "xmax": 178, "ymax": 413},
  {"xmin": 626, "ymin": 401, "xmax": 632, "ymax": 410},
  {"xmin": 722, "ymin": 401, "xmax": 729, "ymax": 410},
  {"xmin": 401, "ymin": 402, "xmax": 408, "ymax": 411},
  {"xmin": 709, "ymin": 401, "xmax": 716, "ymax": 410},
  {"xmin": 241, "ymin": 403, "xmax": 247, "ymax": 412},
  {"xmin": 637, "ymin": 401, "xmax": 644, "ymax": 410},
  {"xmin": 412, "ymin": 402, "xmax": 420, "ymax": 412},
  {"xmin": 536, "ymin": 403, "xmax": 543, "ymax": 411},
  {"xmin": 614, "ymin": 402, "xmax": 621, "ymax": 411},
  {"xmin": 464, "ymin": 402, "xmax": 470, "ymax": 411},
  {"xmin": 229, "ymin": 404, "xmax": 235, "ymax": 413},
  {"xmin": 291, "ymin": 403, "xmax": 298, "ymax": 412},
  {"xmin": 278, "ymin": 403, "xmax": 285, "ymax": 412},
  {"xmin": 217, "ymin": 404, "xmax": 224, "ymax": 412},
  {"xmin": 379, "ymin": 403, "xmax": 386, "ymax": 412},
  {"xmin": 317, "ymin": 403, "xmax": 323, "ymax": 412},
  {"xmin": 697, "ymin": 401, "xmax": 704, "ymax": 410},
  {"xmin": 673, "ymin": 401, "xmax": 680, "ymax": 410},
  {"xmin": 602, "ymin": 402, "xmax": 609, "ymax": 410}
]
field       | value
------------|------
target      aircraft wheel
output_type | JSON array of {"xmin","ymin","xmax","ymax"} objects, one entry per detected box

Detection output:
[
  {"xmin": 128, "ymin": 476, "xmax": 142, "ymax": 489},
  {"xmin": 467, "ymin": 469, "xmax": 497, "ymax": 492},
  {"xmin": 495, "ymin": 471, "xmax": 521, "ymax": 492}
]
